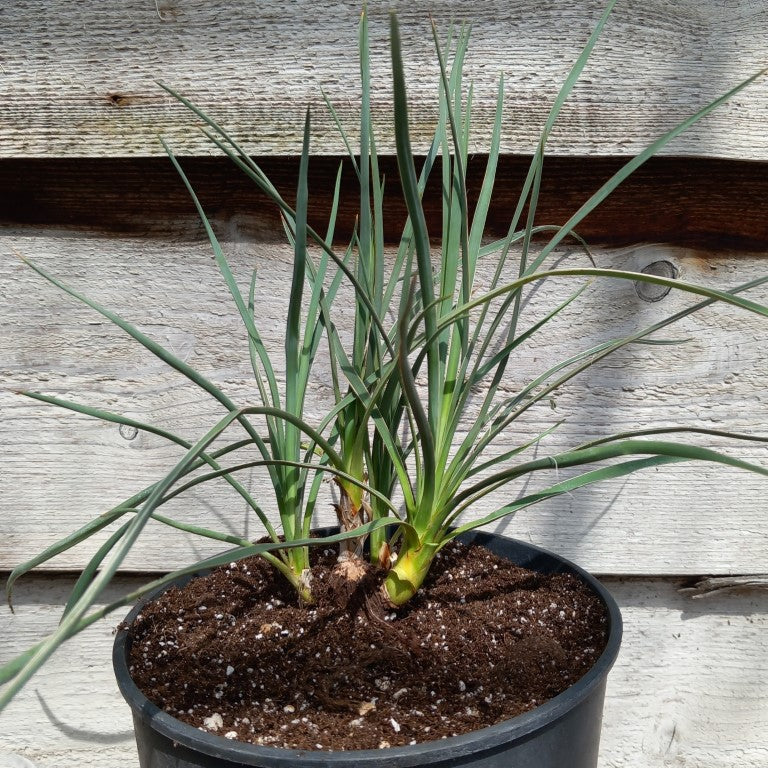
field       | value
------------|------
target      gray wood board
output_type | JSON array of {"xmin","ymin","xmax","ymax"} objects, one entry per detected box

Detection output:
[
  {"xmin": 2, "ymin": 230, "xmax": 767, "ymax": 574},
  {"xmin": 2, "ymin": 0, "xmax": 768, "ymax": 158}
]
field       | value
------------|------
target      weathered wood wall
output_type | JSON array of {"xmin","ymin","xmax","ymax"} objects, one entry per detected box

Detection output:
[{"xmin": 1, "ymin": 1, "xmax": 767, "ymax": 766}]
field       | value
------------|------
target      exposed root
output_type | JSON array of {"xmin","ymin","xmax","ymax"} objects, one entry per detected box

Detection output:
[{"xmin": 326, "ymin": 553, "xmax": 375, "ymax": 612}]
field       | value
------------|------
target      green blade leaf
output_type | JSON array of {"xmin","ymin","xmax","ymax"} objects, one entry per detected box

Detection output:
[
  {"xmin": 0, "ymin": 517, "xmax": 407, "ymax": 694},
  {"xmin": 390, "ymin": 13, "xmax": 439, "ymax": 431},
  {"xmin": 18, "ymin": 256, "xmax": 273, "ymax": 465},
  {"xmin": 160, "ymin": 138, "xmax": 281, "ymax": 414},
  {"xmin": 532, "ymin": 67, "xmax": 768, "ymax": 271},
  {"xmin": 447, "ymin": 455, "xmax": 685, "ymax": 537},
  {"xmin": 454, "ymin": 438, "xmax": 768, "ymax": 516},
  {"xmin": 19, "ymin": 390, "xmax": 275, "ymax": 534},
  {"xmin": 6, "ymin": 507, "xmax": 129, "ymax": 611}
]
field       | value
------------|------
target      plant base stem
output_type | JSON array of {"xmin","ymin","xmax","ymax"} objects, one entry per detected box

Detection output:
[{"xmin": 382, "ymin": 541, "xmax": 437, "ymax": 606}]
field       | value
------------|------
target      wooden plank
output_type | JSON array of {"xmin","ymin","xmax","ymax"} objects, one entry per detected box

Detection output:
[
  {"xmin": 2, "ymin": 575, "xmax": 767, "ymax": 767},
  {"xmin": 601, "ymin": 578, "xmax": 768, "ymax": 768},
  {"xmin": 2, "ymin": 0, "xmax": 768, "ymax": 159},
  {"xmin": 2, "ymin": 156, "xmax": 768, "ymax": 249},
  {"xmin": 0, "ymin": 577, "xmax": 134, "ymax": 768},
  {"xmin": 2, "ymin": 230, "xmax": 767, "ymax": 574}
]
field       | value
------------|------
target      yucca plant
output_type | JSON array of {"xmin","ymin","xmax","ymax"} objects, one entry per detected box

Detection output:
[
  {"xmin": 376, "ymin": 6, "xmax": 768, "ymax": 604},
  {"xmin": 0, "ymin": 57, "xmax": 394, "ymax": 710},
  {"xmin": 2, "ymin": 1, "xmax": 767, "ymax": 712}
]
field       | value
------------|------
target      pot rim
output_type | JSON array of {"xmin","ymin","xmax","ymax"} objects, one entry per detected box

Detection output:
[{"xmin": 113, "ymin": 529, "xmax": 622, "ymax": 767}]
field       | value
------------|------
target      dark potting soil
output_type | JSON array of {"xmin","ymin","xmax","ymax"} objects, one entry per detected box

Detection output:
[{"xmin": 126, "ymin": 541, "xmax": 609, "ymax": 751}]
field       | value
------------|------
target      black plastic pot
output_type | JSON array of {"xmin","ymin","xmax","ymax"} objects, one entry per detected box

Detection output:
[{"xmin": 114, "ymin": 530, "xmax": 622, "ymax": 768}]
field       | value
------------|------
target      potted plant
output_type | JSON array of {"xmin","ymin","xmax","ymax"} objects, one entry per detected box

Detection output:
[{"xmin": 2, "ymin": 4, "xmax": 767, "ymax": 767}]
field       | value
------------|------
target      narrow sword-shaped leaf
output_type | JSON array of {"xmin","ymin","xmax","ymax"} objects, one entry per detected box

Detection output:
[
  {"xmin": 19, "ymin": 390, "xmax": 275, "ymax": 534},
  {"xmin": 159, "ymin": 83, "xmax": 395, "ymax": 359},
  {"xmin": 0, "ymin": 517, "xmax": 407, "ymax": 692},
  {"xmin": 452, "ymin": 439, "xmax": 768, "ymax": 516},
  {"xmin": 446, "ymin": 455, "xmax": 685, "ymax": 538},
  {"xmin": 4, "ymin": 437, "xmax": 255, "ymax": 609},
  {"xmin": 19, "ymin": 255, "xmax": 274, "ymax": 466},
  {"xmin": 390, "ymin": 13, "xmax": 440, "ymax": 433},
  {"xmin": 529, "ymin": 67, "xmax": 768, "ymax": 272}
]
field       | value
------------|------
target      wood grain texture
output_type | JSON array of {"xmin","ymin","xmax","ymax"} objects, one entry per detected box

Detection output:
[
  {"xmin": 1, "ymin": 575, "xmax": 767, "ymax": 767},
  {"xmin": 2, "ymin": 230, "xmax": 767, "ymax": 574},
  {"xmin": 2, "ymin": 0, "xmax": 768, "ymax": 159},
  {"xmin": 2, "ymin": 156, "xmax": 768, "ymax": 249}
]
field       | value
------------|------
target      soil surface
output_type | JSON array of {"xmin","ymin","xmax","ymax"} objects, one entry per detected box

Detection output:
[{"xmin": 126, "ymin": 541, "xmax": 609, "ymax": 751}]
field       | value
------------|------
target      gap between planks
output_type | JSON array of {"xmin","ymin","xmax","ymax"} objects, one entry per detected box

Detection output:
[{"xmin": 2, "ymin": 156, "xmax": 768, "ymax": 249}]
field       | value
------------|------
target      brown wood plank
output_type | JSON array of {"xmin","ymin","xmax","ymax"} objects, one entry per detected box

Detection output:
[{"xmin": 2, "ymin": 156, "xmax": 767, "ymax": 248}]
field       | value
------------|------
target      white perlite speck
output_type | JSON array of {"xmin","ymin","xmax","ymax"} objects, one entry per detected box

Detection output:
[
  {"xmin": 226, "ymin": 665, "xmax": 235, "ymax": 676},
  {"xmin": 203, "ymin": 713, "xmax": 223, "ymax": 731},
  {"xmin": 224, "ymin": 731, "xmax": 238, "ymax": 740},
  {"xmin": 390, "ymin": 718, "xmax": 401, "ymax": 733}
]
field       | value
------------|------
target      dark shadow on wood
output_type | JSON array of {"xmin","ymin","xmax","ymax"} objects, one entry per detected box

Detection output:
[
  {"xmin": 35, "ymin": 690, "xmax": 134, "ymax": 744},
  {"xmin": 1, "ymin": 156, "xmax": 766, "ymax": 249}
]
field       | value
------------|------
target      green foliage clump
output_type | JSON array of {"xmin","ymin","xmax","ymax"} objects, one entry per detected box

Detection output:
[{"xmin": 2, "ymin": 1, "xmax": 767, "ymax": 708}]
